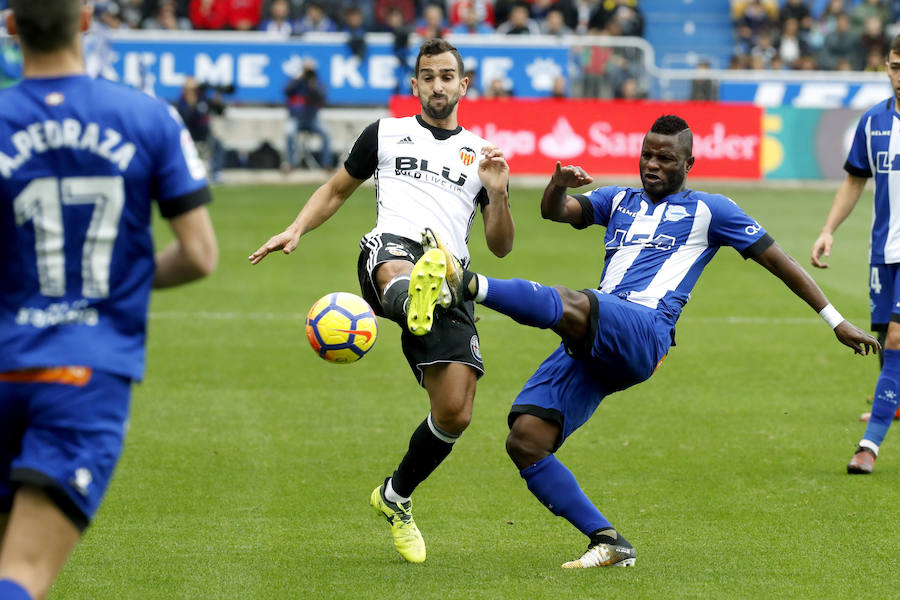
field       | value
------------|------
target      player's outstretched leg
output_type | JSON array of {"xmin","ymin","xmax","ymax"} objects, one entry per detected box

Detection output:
[
  {"xmin": 422, "ymin": 228, "xmax": 464, "ymax": 308},
  {"xmin": 407, "ymin": 248, "xmax": 446, "ymax": 336},
  {"xmin": 369, "ymin": 479, "xmax": 426, "ymax": 563}
]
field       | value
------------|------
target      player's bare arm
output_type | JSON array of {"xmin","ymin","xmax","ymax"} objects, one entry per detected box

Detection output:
[
  {"xmin": 249, "ymin": 167, "xmax": 364, "ymax": 264},
  {"xmin": 154, "ymin": 205, "xmax": 218, "ymax": 289},
  {"xmin": 811, "ymin": 173, "xmax": 867, "ymax": 268},
  {"xmin": 754, "ymin": 242, "xmax": 879, "ymax": 355},
  {"xmin": 540, "ymin": 162, "xmax": 593, "ymax": 225},
  {"xmin": 479, "ymin": 145, "xmax": 515, "ymax": 257}
]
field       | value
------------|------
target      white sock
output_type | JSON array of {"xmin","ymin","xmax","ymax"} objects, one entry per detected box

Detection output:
[
  {"xmin": 859, "ymin": 439, "xmax": 879, "ymax": 456},
  {"xmin": 474, "ymin": 274, "xmax": 489, "ymax": 302},
  {"xmin": 384, "ymin": 478, "xmax": 410, "ymax": 504}
]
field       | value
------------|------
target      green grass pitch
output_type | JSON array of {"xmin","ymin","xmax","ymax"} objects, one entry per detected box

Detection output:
[{"xmin": 54, "ymin": 182, "xmax": 898, "ymax": 598}]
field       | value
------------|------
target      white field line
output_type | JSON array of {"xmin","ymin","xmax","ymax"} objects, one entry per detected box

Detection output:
[{"xmin": 149, "ymin": 311, "xmax": 860, "ymax": 325}]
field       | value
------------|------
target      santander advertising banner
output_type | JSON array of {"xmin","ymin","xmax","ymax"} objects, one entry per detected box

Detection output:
[{"xmin": 390, "ymin": 97, "xmax": 763, "ymax": 179}]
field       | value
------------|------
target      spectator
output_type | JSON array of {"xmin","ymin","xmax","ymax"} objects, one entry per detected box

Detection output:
[
  {"xmin": 850, "ymin": 0, "xmax": 892, "ymax": 30},
  {"xmin": 259, "ymin": 0, "xmax": 294, "ymax": 36},
  {"xmin": 615, "ymin": 76, "xmax": 644, "ymax": 99},
  {"xmin": 448, "ymin": 0, "xmax": 495, "ymax": 27},
  {"xmin": 781, "ymin": 0, "xmax": 813, "ymax": 31},
  {"xmin": 796, "ymin": 53, "xmax": 819, "ymax": 69},
  {"xmin": 387, "ymin": 7, "xmax": 412, "ymax": 92},
  {"xmin": 733, "ymin": 22, "xmax": 757, "ymax": 57},
  {"xmin": 416, "ymin": 4, "xmax": 450, "ymax": 38},
  {"xmin": 190, "ymin": 0, "xmax": 229, "ymax": 29},
  {"xmin": 689, "ymin": 60, "xmax": 719, "ymax": 100},
  {"xmin": 483, "ymin": 76, "xmax": 512, "ymax": 99},
  {"xmin": 464, "ymin": 66, "xmax": 481, "ymax": 99},
  {"xmin": 734, "ymin": 0, "xmax": 777, "ymax": 36},
  {"xmin": 549, "ymin": 74, "xmax": 568, "ymax": 99},
  {"xmin": 605, "ymin": 51, "xmax": 643, "ymax": 94},
  {"xmin": 95, "ymin": 2, "xmax": 128, "ymax": 29},
  {"xmin": 821, "ymin": 12, "xmax": 862, "ymax": 69},
  {"xmin": 143, "ymin": 0, "xmax": 192, "ymax": 29},
  {"xmin": 588, "ymin": 0, "xmax": 641, "ymax": 35},
  {"xmin": 530, "ymin": 0, "xmax": 557, "ymax": 21},
  {"xmin": 748, "ymin": 53, "xmax": 767, "ymax": 70},
  {"xmin": 496, "ymin": 3, "xmax": 541, "ymax": 35},
  {"xmin": 118, "ymin": 0, "xmax": 148, "ymax": 28},
  {"xmin": 778, "ymin": 17, "xmax": 811, "ymax": 68},
  {"xmin": 607, "ymin": 0, "xmax": 644, "ymax": 36},
  {"xmin": 860, "ymin": 15, "xmax": 890, "ymax": 61},
  {"xmin": 283, "ymin": 60, "xmax": 333, "ymax": 170},
  {"xmin": 375, "ymin": 0, "xmax": 415, "ymax": 31},
  {"xmin": 295, "ymin": 1, "xmax": 336, "ymax": 33},
  {"xmin": 343, "ymin": 6, "xmax": 368, "ymax": 59},
  {"xmin": 809, "ymin": 0, "xmax": 845, "ymax": 49},
  {"xmin": 176, "ymin": 77, "xmax": 227, "ymax": 182},
  {"xmin": 865, "ymin": 47, "xmax": 887, "ymax": 71},
  {"xmin": 452, "ymin": 2, "xmax": 495, "ymax": 33},
  {"xmin": 750, "ymin": 30, "xmax": 778, "ymax": 67},
  {"xmin": 228, "ymin": 0, "xmax": 263, "ymax": 30},
  {"xmin": 542, "ymin": 7, "xmax": 574, "ymax": 36},
  {"xmin": 326, "ymin": 0, "xmax": 376, "ymax": 30}
]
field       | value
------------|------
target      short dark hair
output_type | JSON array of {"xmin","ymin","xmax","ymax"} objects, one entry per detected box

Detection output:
[
  {"xmin": 10, "ymin": 0, "xmax": 82, "ymax": 53},
  {"xmin": 414, "ymin": 39, "xmax": 465, "ymax": 77},
  {"xmin": 650, "ymin": 114, "xmax": 693, "ymax": 154},
  {"xmin": 891, "ymin": 34, "xmax": 900, "ymax": 56}
]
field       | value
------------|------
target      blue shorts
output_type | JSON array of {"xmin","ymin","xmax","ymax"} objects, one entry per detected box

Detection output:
[
  {"xmin": 869, "ymin": 263, "xmax": 900, "ymax": 331},
  {"xmin": 0, "ymin": 367, "xmax": 131, "ymax": 531},
  {"xmin": 509, "ymin": 291, "xmax": 670, "ymax": 448}
]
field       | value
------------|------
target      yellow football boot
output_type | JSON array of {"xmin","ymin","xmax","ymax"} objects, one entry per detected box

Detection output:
[
  {"xmin": 370, "ymin": 484, "xmax": 426, "ymax": 563},
  {"xmin": 407, "ymin": 248, "xmax": 446, "ymax": 336}
]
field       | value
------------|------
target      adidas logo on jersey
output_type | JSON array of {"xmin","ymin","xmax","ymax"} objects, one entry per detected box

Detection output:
[{"xmin": 398, "ymin": 136, "xmax": 413, "ymax": 144}]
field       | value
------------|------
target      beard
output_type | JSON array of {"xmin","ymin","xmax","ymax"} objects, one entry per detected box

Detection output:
[
  {"xmin": 642, "ymin": 170, "xmax": 685, "ymax": 200},
  {"xmin": 420, "ymin": 92, "xmax": 458, "ymax": 120}
]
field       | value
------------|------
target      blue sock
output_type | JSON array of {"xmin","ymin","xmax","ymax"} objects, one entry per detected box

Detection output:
[
  {"xmin": 520, "ymin": 454, "xmax": 612, "ymax": 535},
  {"xmin": 863, "ymin": 348, "xmax": 900, "ymax": 449},
  {"xmin": 479, "ymin": 277, "xmax": 563, "ymax": 329},
  {"xmin": 0, "ymin": 580, "xmax": 32, "ymax": 600}
]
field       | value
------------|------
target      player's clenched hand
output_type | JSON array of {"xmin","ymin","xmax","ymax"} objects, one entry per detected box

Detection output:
[
  {"xmin": 478, "ymin": 145, "xmax": 509, "ymax": 192},
  {"xmin": 810, "ymin": 232, "xmax": 833, "ymax": 269},
  {"xmin": 834, "ymin": 321, "xmax": 880, "ymax": 355},
  {"xmin": 550, "ymin": 161, "xmax": 593, "ymax": 189},
  {"xmin": 248, "ymin": 229, "xmax": 301, "ymax": 265}
]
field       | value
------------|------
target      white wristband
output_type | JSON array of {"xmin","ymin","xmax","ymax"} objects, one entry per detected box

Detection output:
[{"xmin": 818, "ymin": 304, "xmax": 844, "ymax": 329}]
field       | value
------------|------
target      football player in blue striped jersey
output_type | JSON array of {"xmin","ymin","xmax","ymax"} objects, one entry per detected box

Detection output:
[
  {"xmin": 416, "ymin": 114, "xmax": 877, "ymax": 568},
  {"xmin": 0, "ymin": 2, "xmax": 217, "ymax": 598},
  {"xmin": 811, "ymin": 35, "xmax": 900, "ymax": 474}
]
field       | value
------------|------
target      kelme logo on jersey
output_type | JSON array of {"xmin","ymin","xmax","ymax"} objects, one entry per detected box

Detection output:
[
  {"xmin": 394, "ymin": 157, "xmax": 467, "ymax": 187},
  {"xmin": 459, "ymin": 146, "xmax": 476, "ymax": 166}
]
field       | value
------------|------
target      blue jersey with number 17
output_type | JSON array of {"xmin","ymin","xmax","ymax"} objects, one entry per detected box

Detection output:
[{"xmin": 0, "ymin": 75, "xmax": 210, "ymax": 381}]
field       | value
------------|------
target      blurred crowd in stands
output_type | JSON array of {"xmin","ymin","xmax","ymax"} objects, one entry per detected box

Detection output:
[
  {"xmin": 0, "ymin": 0, "xmax": 641, "ymax": 39},
  {"xmin": 731, "ymin": 0, "xmax": 900, "ymax": 71}
]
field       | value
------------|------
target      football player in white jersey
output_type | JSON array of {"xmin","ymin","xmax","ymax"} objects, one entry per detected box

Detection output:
[
  {"xmin": 811, "ymin": 35, "xmax": 900, "ymax": 473},
  {"xmin": 249, "ymin": 39, "xmax": 514, "ymax": 563},
  {"xmin": 411, "ymin": 114, "xmax": 877, "ymax": 569}
]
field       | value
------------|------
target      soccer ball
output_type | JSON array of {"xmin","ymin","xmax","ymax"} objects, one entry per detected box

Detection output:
[{"xmin": 305, "ymin": 292, "xmax": 378, "ymax": 363}]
